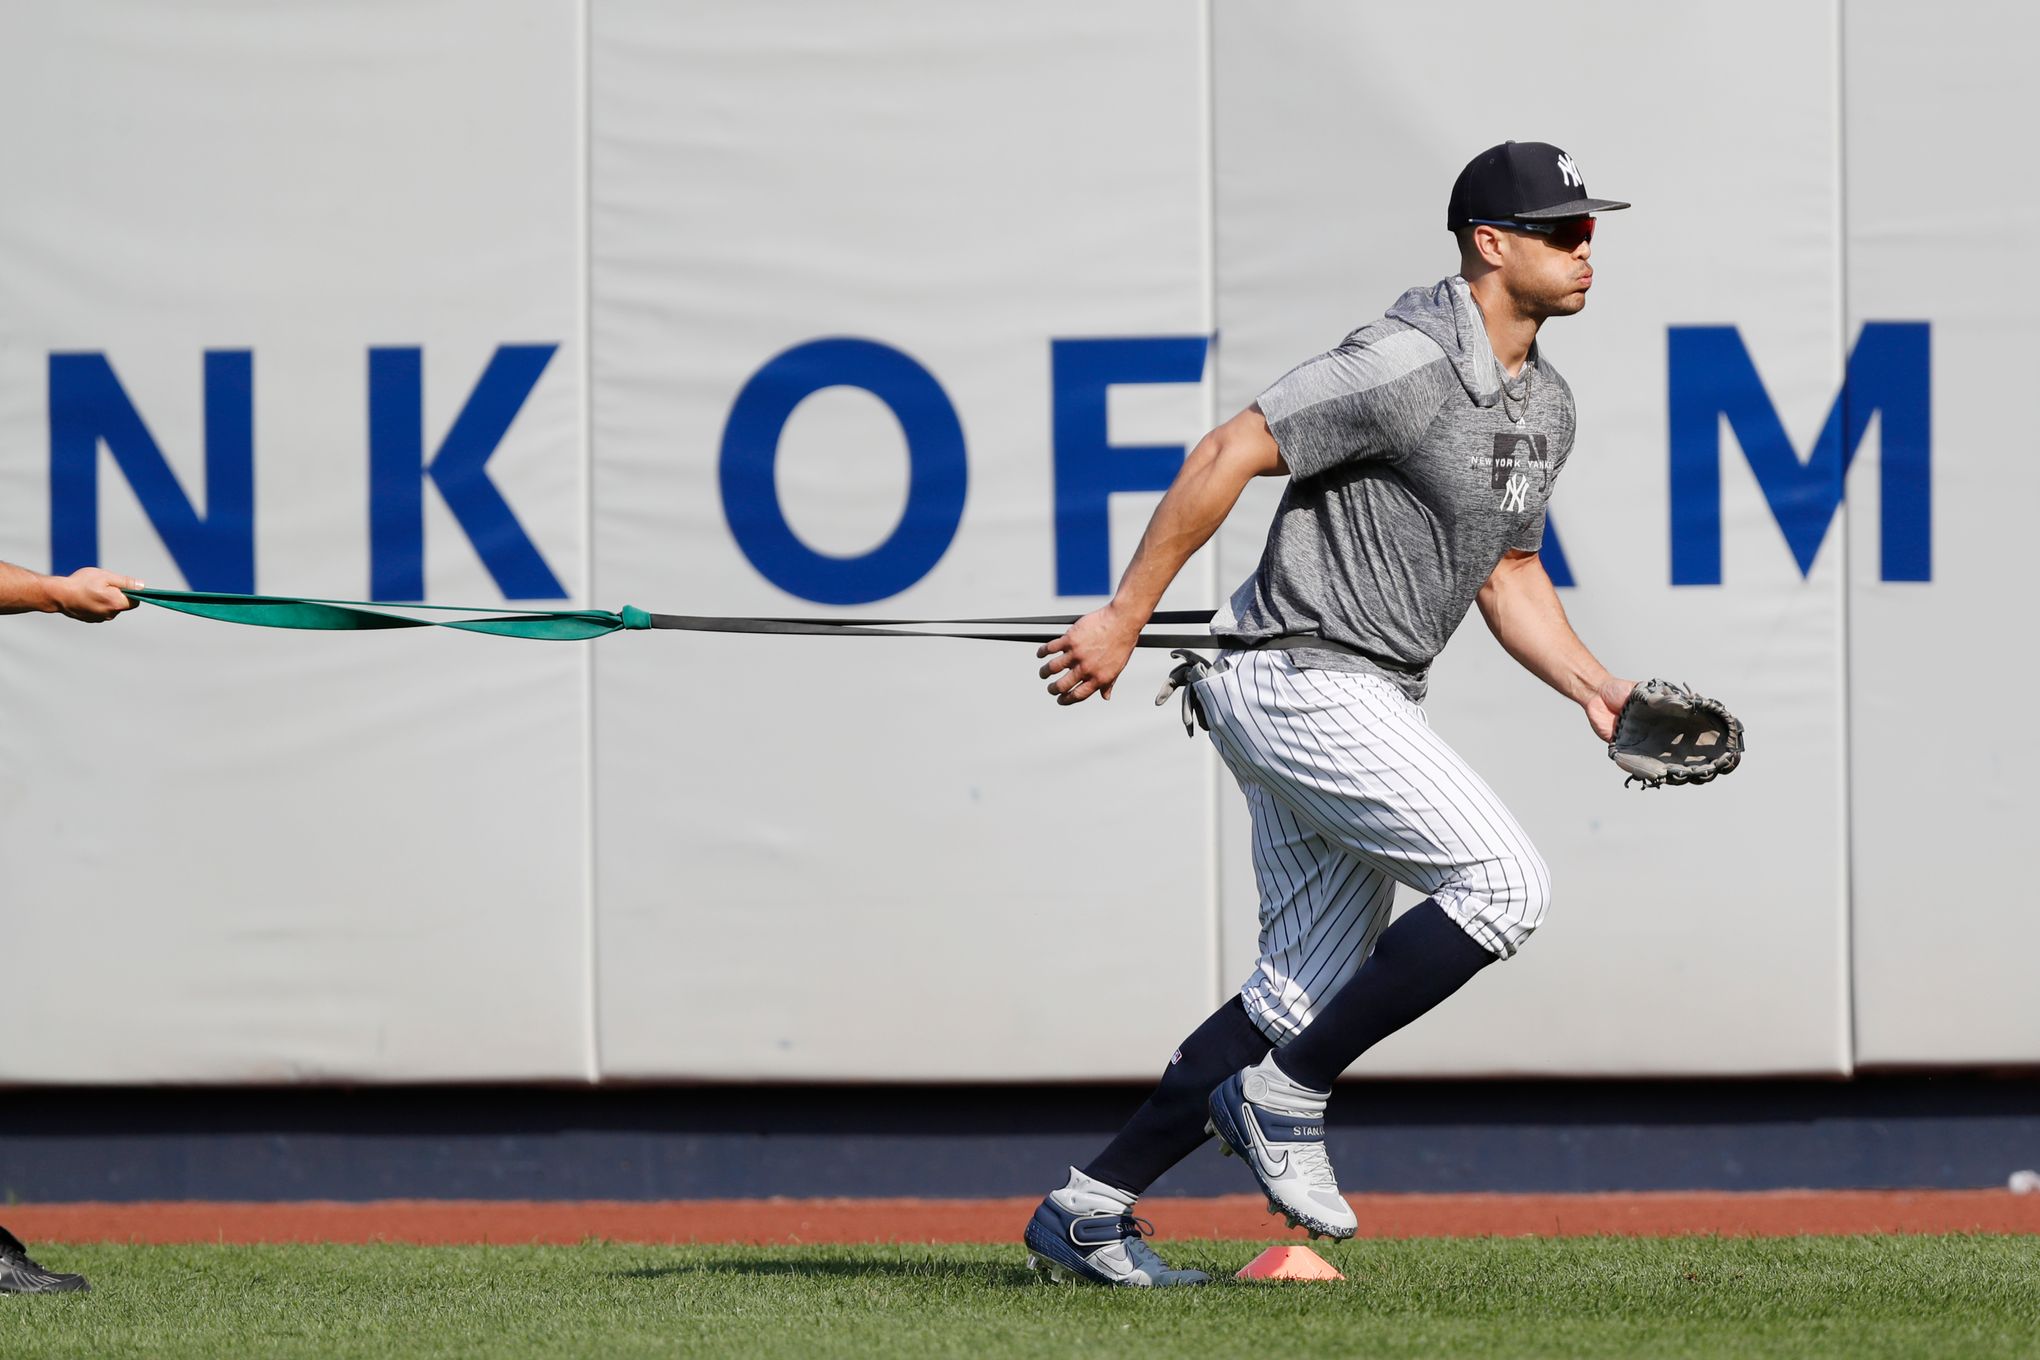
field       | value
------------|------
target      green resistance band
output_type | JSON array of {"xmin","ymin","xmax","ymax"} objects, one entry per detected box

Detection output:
[
  {"xmin": 123, "ymin": 589, "xmax": 1223, "ymax": 648},
  {"xmin": 126, "ymin": 589, "xmax": 637, "ymax": 641}
]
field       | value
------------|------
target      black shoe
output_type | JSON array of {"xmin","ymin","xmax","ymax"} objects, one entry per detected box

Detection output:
[{"xmin": 0, "ymin": 1225, "xmax": 90, "ymax": 1293}]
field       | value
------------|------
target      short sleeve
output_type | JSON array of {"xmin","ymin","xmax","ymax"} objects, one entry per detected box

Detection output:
[
  {"xmin": 1256, "ymin": 324, "xmax": 1448, "ymax": 480},
  {"xmin": 1512, "ymin": 509, "xmax": 1547, "ymax": 554}
]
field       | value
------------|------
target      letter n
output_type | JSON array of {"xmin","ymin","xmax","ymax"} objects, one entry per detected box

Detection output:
[{"xmin": 48, "ymin": 352, "xmax": 255, "ymax": 592}]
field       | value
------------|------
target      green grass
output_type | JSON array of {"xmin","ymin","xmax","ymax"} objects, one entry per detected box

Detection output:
[{"xmin": 3, "ymin": 1237, "xmax": 2036, "ymax": 1359}]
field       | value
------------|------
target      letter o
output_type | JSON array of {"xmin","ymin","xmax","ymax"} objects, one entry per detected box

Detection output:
[{"xmin": 718, "ymin": 338, "xmax": 967, "ymax": 605}]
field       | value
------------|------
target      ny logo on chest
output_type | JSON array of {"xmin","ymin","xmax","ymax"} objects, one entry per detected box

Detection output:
[{"xmin": 1483, "ymin": 431, "xmax": 1548, "ymax": 512}]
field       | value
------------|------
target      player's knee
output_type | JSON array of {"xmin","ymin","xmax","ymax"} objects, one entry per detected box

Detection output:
[
  {"xmin": 1450, "ymin": 841, "xmax": 1551, "ymax": 957},
  {"xmin": 1501, "ymin": 843, "xmax": 1553, "ymax": 949},
  {"xmin": 1517, "ymin": 852, "xmax": 1558, "ymax": 946}
]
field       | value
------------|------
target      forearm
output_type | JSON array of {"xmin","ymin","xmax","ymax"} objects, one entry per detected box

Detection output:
[
  {"xmin": 1478, "ymin": 557, "xmax": 1611, "ymax": 708},
  {"xmin": 0, "ymin": 560, "xmax": 59, "ymax": 614},
  {"xmin": 1038, "ymin": 406, "xmax": 1281, "ymax": 704},
  {"xmin": 1106, "ymin": 422, "xmax": 1271, "ymax": 623}
]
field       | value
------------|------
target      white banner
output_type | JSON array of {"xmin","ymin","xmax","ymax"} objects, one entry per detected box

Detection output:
[
  {"xmin": 587, "ymin": 0, "xmax": 1220, "ymax": 1078},
  {"xmin": 1210, "ymin": 0, "xmax": 1850, "ymax": 1074},
  {"xmin": 0, "ymin": 0, "xmax": 2024, "ymax": 1083},
  {"xmin": 0, "ymin": 0, "xmax": 592, "ymax": 1081},
  {"xmin": 1843, "ymin": 1, "xmax": 2037, "ymax": 1066}
]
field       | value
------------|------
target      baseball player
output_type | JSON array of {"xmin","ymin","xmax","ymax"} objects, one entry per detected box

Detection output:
[
  {"xmin": 0, "ymin": 558, "xmax": 137, "ymax": 1295},
  {"xmin": 1022, "ymin": 141, "xmax": 1632, "ymax": 1286}
]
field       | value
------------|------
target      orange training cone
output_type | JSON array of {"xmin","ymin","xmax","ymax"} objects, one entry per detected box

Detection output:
[{"xmin": 1235, "ymin": 1244, "xmax": 1345, "ymax": 1281}]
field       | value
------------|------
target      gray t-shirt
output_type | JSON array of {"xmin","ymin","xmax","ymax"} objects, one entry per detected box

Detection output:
[{"xmin": 1220, "ymin": 275, "xmax": 1576, "ymax": 703}]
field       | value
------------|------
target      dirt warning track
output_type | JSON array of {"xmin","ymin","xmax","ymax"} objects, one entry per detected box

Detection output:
[{"xmin": 10, "ymin": 1191, "xmax": 2040, "ymax": 1245}]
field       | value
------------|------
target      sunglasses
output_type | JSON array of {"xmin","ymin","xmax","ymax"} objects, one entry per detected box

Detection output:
[{"xmin": 1468, "ymin": 216, "xmax": 1596, "ymax": 250}]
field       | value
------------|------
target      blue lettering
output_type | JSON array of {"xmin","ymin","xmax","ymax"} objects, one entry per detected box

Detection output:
[
  {"xmin": 48, "ymin": 351, "xmax": 255, "ymax": 592},
  {"xmin": 719, "ymin": 338, "xmax": 966, "ymax": 606},
  {"xmin": 1051, "ymin": 336, "xmax": 1210, "ymax": 596},
  {"xmin": 1669, "ymin": 322, "xmax": 1930, "ymax": 584},
  {"xmin": 368, "ymin": 344, "xmax": 566, "ymax": 601},
  {"xmin": 1540, "ymin": 518, "xmax": 1574, "ymax": 588}
]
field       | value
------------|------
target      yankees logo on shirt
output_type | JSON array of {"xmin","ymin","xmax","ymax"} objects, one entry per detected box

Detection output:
[{"xmin": 1488, "ymin": 431, "xmax": 1549, "ymax": 512}]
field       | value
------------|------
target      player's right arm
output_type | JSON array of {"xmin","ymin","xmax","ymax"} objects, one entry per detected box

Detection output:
[
  {"xmin": 0, "ymin": 561, "xmax": 143, "ymax": 621},
  {"xmin": 1038, "ymin": 404, "xmax": 1285, "ymax": 705}
]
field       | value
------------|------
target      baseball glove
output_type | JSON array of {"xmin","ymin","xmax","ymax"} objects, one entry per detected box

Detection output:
[{"xmin": 1607, "ymin": 679, "xmax": 1744, "ymax": 789}]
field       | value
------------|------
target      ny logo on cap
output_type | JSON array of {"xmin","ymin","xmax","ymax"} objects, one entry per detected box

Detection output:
[{"xmin": 1556, "ymin": 153, "xmax": 1583, "ymax": 188}]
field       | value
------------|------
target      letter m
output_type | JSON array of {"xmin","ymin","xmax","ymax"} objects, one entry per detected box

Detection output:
[
  {"xmin": 48, "ymin": 351, "xmax": 255, "ymax": 592},
  {"xmin": 1669, "ymin": 322, "xmax": 1929, "ymax": 584}
]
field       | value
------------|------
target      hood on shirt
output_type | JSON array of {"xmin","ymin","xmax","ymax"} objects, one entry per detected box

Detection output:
[{"xmin": 1384, "ymin": 275, "xmax": 1511, "ymax": 409}]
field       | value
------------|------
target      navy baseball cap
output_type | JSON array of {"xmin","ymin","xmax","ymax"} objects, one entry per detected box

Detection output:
[{"xmin": 1446, "ymin": 141, "xmax": 1630, "ymax": 229}]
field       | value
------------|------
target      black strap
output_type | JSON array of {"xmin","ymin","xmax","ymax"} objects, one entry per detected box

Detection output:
[
  {"xmin": 640, "ymin": 609, "xmax": 1220, "ymax": 649},
  {"xmin": 121, "ymin": 588, "xmax": 1229, "ymax": 649}
]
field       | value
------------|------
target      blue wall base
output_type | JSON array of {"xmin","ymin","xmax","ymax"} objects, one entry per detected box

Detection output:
[{"xmin": 1, "ymin": 1077, "xmax": 2035, "ymax": 1202}]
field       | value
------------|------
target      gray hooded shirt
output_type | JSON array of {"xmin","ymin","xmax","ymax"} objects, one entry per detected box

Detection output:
[{"xmin": 1218, "ymin": 275, "xmax": 1576, "ymax": 703}]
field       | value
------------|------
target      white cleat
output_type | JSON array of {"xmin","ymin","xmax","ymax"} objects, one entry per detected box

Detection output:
[
  {"xmin": 1021, "ymin": 1168, "xmax": 1212, "ymax": 1288},
  {"xmin": 1207, "ymin": 1054, "xmax": 1359, "ymax": 1240}
]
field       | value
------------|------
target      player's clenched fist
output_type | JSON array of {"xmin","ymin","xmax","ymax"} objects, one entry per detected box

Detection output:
[
  {"xmin": 48, "ymin": 568, "xmax": 144, "ymax": 622},
  {"xmin": 0, "ymin": 560, "xmax": 143, "ymax": 622},
  {"xmin": 1037, "ymin": 603, "xmax": 1143, "ymax": 706}
]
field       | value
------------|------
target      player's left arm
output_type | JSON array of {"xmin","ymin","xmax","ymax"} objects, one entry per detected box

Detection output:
[{"xmin": 1476, "ymin": 549, "xmax": 1633, "ymax": 741}]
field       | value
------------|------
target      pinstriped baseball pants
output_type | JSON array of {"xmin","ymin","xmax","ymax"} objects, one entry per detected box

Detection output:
[{"xmin": 1195, "ymin": 649, "xmax": 1551, "ymax": 1044}]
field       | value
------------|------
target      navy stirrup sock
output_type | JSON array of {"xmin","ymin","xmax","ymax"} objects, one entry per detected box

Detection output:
[
  {"xmin": 1272, "ymin": 900, "xmax": 1498, "ymax": 1092},
  {"xmin": 1082, "ymin": 996, "xmax": 1272, "ymax": 1197},
  {"xmin": 1079, "ymin": 904, "xmax": 1497, "ymax": 1194}
]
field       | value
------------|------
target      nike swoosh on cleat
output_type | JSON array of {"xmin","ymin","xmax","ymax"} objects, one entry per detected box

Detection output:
[{"xmin": 1243, "ymin": 1105, "xmax": 1289, "ymax": 1179}]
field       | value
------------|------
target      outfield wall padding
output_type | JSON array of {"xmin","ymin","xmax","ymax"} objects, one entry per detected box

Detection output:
[{"xmin": 0, "ymin": 1, "xmax": 2023, "ymax": 1082}]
